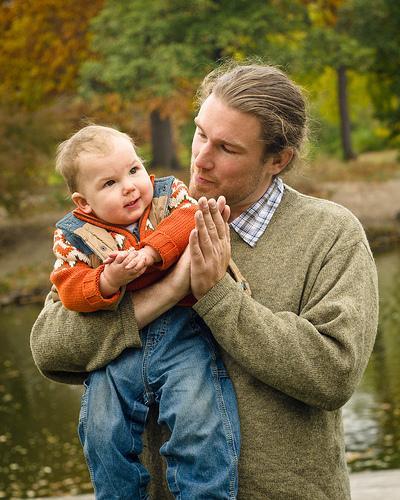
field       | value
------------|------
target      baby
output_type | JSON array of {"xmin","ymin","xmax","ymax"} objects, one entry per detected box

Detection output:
[{"xmin": 50, "ymin": 125, "xmax": 240, "ymax": 499}]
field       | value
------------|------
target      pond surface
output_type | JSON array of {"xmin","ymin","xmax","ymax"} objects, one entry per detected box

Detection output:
[
  {"xmin": 343, "ymin": 249, "xmax": 400, "ymax": 472},
  {"xmin": 0, "ymin": 249, "xmax": 400, "ymax": 498}
]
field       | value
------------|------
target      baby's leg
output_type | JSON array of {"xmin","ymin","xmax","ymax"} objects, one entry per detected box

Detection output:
[
  {"xmin": 78, "ymin": 348, "xmax": 150, "ymax": 500},
  {"xmin": 147, "ymin": 307, "xmax": 240, "ymax": 499}
]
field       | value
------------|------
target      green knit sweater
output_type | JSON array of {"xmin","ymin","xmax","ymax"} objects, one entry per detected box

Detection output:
[{"xmin": 31, "ymin": 186, "xmax": 379, "ymax": 499}]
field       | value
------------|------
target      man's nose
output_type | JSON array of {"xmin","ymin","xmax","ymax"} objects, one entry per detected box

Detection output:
[{"xmin": 194, "ymin": 142, "xmax": 214, "ymax": 170}]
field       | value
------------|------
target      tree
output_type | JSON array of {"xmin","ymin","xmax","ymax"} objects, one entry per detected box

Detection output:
[
  {"xmin": 297, "ymin": 0, "xmax": 373, "ymax": 160},
  {"xmin": 81, "ymin": 0, "xmax": 304, "ymax": 169},
  {"xmin": 350, "ymin": 0, "xmax": 400, "ymax": 145},
  {"xmin": 0, "ymin": 0, "xmax": 104, "ymax": 108},
  {"xmin": 0, "ymin": 0, "xmax": 104, "ymax": 214}
]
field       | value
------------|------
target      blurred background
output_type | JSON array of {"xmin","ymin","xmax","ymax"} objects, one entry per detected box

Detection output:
[{"xmin": 0, "ymin": 0, "xmax": 399, "ymax": 498}]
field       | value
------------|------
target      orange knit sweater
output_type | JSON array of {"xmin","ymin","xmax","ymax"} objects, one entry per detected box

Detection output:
[{"xmin": 50, "ymin": 178, "xmax": 197, "ymax": 312}]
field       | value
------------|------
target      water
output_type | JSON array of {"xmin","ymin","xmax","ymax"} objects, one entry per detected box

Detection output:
[
  {"xmin": 343, "ymin": 249, "xmax": 400, "ymax": 472},
  {"xmin": 0, "ymin": 306, "xmax": 91, "ymax": 498},
  {"xmin": 0, "ymin": 250, "xmax": 400, "ymax": 498}
]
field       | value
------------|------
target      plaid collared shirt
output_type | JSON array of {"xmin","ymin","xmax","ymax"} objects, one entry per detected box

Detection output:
[{"xmin": 230, "ymin": 176, "xmax": 284, "ymax": 247}]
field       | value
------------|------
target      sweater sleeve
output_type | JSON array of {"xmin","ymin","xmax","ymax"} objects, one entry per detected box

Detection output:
[
  {"xmin": 194, "ymin": 239, "xmax": 379, "ymax": 411},
  {"xmin": 140, "ymin": 178, "xmax": 197, "ymax": 270},
  {"xmin": 30, "ymin": 290, "xmax": 141, "ymax": 384},
  {"xmin": 50, "ymin": 229, "xmax": 121, "ymax": 312}
]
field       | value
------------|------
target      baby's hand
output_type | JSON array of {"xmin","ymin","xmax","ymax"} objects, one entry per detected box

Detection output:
[
  {"xmin": 104, "ymin": 246, "xmax": 160, "ymax": 267},
  {"xmin": 137, "ymin": 245, "xmax": 161, "ymax": 267},
  {"xmin": 124, "ymin": 248, "xmax": 148, "ymax": 271},
  {"xmin": 100, "ymin": 249, "xmax": 148, "ymax": 297}
]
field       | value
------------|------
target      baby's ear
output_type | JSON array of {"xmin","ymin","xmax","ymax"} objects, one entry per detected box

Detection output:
[{"xmin": 71, "ymin": 192, "xmax": 92, "ymax": 214}]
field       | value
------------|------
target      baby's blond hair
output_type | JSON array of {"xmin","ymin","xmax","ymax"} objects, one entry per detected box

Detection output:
[{"xmin": 56, "ymin": 125, "xmax": 134, "ymax": 193}]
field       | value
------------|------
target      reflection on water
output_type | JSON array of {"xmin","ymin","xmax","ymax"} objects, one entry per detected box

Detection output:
[
  {"xmin": 344, "ymin": 249, "xmax": 400, "ymax": 472},
  {"xmin": 0, "ymin": 306, "xmax": 91, "ymax": 498},
  {"xmin": 0, "ymin": 250, "xmax": 399, "ymax": 497}
]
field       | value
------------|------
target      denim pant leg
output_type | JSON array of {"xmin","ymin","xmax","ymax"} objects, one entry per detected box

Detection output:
[
  {"xmin": 78, "ymin": 348, "xmax": 150, "ymax": 500},
  {"xmin": 144, "ymin": 307, "xmax": 240, "ymax": 500}
]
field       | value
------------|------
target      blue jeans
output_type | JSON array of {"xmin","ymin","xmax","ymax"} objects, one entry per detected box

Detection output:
[{"xmin": 78, "ymin": 306, "xmax": 240, "ymax": 499}]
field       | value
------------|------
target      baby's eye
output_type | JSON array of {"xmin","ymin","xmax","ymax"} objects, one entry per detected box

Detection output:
[
  {"xmin": 130, "ymin": 166, "xmax": 137, "ymax": 174},
  {"xmin": 104, "ymin": 179, "xmax": 115, "ymax": 187}
]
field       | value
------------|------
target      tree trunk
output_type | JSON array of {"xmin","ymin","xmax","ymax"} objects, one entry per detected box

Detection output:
[
  {"xmin": 337, "ymin": 65, "xmax": 356, "ymax": 161},
  {"xmin": 150, "ymin": 110, "xmax": 181, "ymax": 170}
]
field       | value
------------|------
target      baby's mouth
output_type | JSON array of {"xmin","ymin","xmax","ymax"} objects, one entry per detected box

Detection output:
[{"xmin": 125, "ymin": 198, "xmax": 139, "ymax": 208}]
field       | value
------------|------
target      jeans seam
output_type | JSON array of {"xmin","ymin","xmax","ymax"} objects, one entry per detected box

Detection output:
[
  {"xmin": 211, "ymin": 360, "xmax": 239, "ymax": 499},
  {"xmin": 142, "ymin": 314, "xmax": 170, "ymax": 404},
  {"xmin": 174, "ymin": 463, "xmax": 181, "ymax": 500},
  {"xmin": 171, "ymin": 457, "xmax": 181, "ymax": 499},
  {"xmin": 141, "ymin": 332, "xmax": 154, "ymax": 405},
  {"xmin": 196, "ymin": 321, "xmax": 239, "ymax": 497},
  {"xmin": 78, "ymin": 378, "xmax": 98, "ymax": 496}
]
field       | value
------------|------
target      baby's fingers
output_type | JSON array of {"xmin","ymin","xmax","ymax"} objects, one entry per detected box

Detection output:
[
  {"xmin": 125, "ymin": 253, "xmax": 145, "ymax": 270},
  {"xmin": 103, "ymin": 251, "xmax": 119, "ymax": 264},
  {"xmin": 112, "ymin": 250, "xmax": 131, "ymax": 264}
]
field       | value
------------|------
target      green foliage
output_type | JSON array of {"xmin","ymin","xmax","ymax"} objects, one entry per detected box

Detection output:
[
  {"xmin": 303, "ymin": 68, "xmax": 388, "ymax": 156},
  {"xmin": 0, "ymin": 106, "xmax": 58, "ymax": 214},
  {"xmin": 79, "ymin": 0, "xmax": 308, "ymax": 168},
  {"xmin": 0, "ymin": 0, "xmax": 397, "ymax": 214},
  {"xmin": 0, "ymin": 96, "xmax": 140, "ymax": 215},
  {"xmin": 80, "ymin": 0, "xmax": 304, "ymax": 108},
  {"xmin": 350, "ymin": 0, "xmax": 400, "ymax": 144}
]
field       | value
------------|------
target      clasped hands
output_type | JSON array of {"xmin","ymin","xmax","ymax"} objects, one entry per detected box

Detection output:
[{"xmin": 189, "ymin": 196, "xmax": 231, "ymax": 300}]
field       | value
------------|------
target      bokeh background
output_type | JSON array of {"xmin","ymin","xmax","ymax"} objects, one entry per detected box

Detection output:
[{"xmin": 0, "ymin": 1, "xmax": 399, "ymax": 498}]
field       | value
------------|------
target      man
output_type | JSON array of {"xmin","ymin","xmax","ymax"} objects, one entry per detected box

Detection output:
[{"xmin": 31, "ymin": 63, "xmax": 378, "ymax": 499}]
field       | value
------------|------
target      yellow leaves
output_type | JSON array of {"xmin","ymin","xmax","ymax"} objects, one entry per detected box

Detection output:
[
  {"xmin": 266, "ymin": 31, "xmax": 307, "ymax": 52},
  {"xmin": 0, "ymin": 0, "xmax": 104, "ymax": 108},
  {"xmin": 303, "ymin": 0, "xmax": 345, "ymax": 27}
]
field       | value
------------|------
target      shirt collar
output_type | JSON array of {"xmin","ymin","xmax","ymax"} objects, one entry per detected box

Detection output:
[{"xmin": 230, "ymin": 176, "xmax": 284, "ymax": 247}]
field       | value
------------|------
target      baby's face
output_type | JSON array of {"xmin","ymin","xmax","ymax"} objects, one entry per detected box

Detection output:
[{"xmin": 73, "ymin": 136, "xmax": 153, "ymax": 226}]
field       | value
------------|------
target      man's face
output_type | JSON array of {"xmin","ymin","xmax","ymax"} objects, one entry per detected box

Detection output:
[{"xmin": 190, "ymin": 94, "xmax": 280, "ymax": 221}]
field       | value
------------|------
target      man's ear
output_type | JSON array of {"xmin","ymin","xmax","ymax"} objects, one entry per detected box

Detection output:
[
  {"xmin": 269, "ymin": 148, "xmax": 294, "ymax": 175},
  {"xmin": 71, "ymin": 192, "xmax": 92, "ymax": 214}
]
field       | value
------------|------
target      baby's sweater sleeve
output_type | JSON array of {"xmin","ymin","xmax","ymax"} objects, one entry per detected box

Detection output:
[
  {"xmin": 140, "ymin": 178, "xmax": 197, "ymax": 270},
  {"xmin": 50, "ymin": 228, "xmax": 121, "ymax": 312}
]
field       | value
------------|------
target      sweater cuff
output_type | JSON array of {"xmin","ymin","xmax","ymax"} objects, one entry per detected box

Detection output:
[
  {"xmin": 141, "ymin": 232, "xmax": 180, "ymax": 270},
  {"xmin": 82, "ymin": 265, "xmax": 121, "ymax": 309},
  {"xmin": 193, "ymin": 273, "xmax": 240, "ymax": 318}
]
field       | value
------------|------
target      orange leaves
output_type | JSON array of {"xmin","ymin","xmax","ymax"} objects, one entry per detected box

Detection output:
[{"xmin": 0, "ymin": 0, "xmax": 104, "ymax": 108}]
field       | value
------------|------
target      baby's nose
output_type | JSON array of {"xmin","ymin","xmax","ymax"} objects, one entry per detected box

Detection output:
[{"xmin": 123, "ymin": 178, "xmax": 136, "ymax": 193}]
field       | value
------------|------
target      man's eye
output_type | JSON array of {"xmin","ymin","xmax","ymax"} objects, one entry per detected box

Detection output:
[
  {"xmin": 130, "ymin": 166, "xmax": 137, "ymax": 174},
  {"xmin": 104, "ymin": 180, "xmax": 115, "ymax": 187},
  {"xmin": 222, "ymin": 145, "xmax": 235, "ymax": 154},
  {"xmin": 197, "ymin": 129, "xmax": 206, "ymax": 139}
]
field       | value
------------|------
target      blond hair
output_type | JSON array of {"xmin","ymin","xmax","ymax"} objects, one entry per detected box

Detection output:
[
  {"xmin": 56, "ymin": 125, "xmax": 134, "ymax": 193},
  {"xmin": 197, "ymin": 62, "xmax": 308, "ymax": 171}
]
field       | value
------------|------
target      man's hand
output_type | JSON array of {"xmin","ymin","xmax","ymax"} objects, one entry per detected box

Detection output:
[
  {"xmin": 189, "ymin": 196, "xmax": 231, "ymax": 300},
  {"xmin": 100, "ymin": 250, "xmax": 148, "ymax": 297}
]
